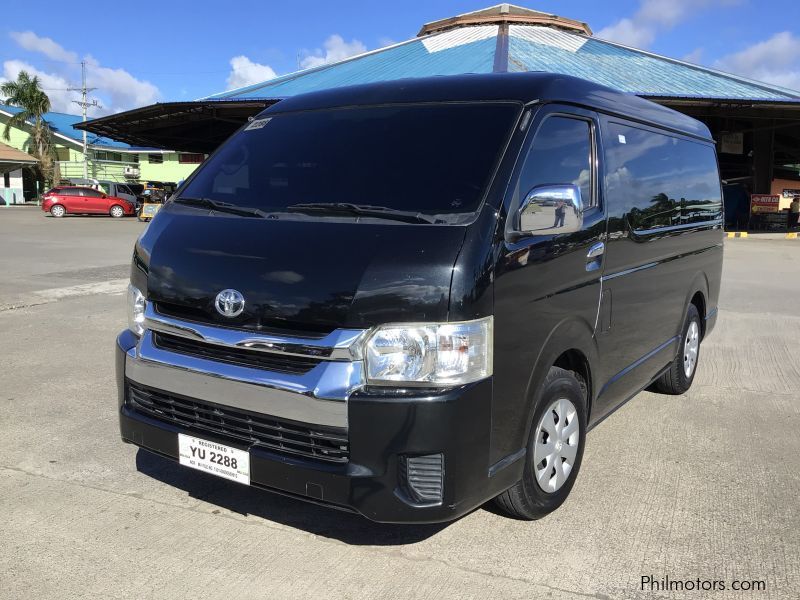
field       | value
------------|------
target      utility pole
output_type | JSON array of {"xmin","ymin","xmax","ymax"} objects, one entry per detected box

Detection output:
[{"xmin": 69, "ymin": 61, "xmax": 99, "ymax": 180}]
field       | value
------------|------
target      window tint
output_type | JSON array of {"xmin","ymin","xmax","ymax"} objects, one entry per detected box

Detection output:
[
  {"xmin": 180, "ymin": 103, "xmax": 520, "ymax": 218},
  {"xmin": 79, "ymin": 188, "xmax": 103, "ymax": 198},
  {"xmin": 605, "ymin": 123, "xmax": 721, "ymax": 230},
  {"xmin": 517, "ymin": 116, "xmax": 593, "ymax": 208},
  {"xmin": 62, "ymin": 188, "xmax": 79, "ymax": 196}
]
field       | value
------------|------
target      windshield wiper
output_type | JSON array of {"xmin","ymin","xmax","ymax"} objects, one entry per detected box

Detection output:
[
  {"xmin": 285, "ymin": 202, "xmax": 440, "ymax": 224},
  {"xmin": 173, "ymin": 197, "xmax": 270, "ymax": 219}
]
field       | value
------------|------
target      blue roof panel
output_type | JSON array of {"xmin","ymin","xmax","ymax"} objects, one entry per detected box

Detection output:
[
  {"xmin": 211, "ymin": 26, "xmax": 499, "ymax": 100},
  {"xmin": 1, "ymin": 105, "xmax": 137, "ymax": 149},
  {"xmin": 208, "ymin": 23, "xmax": 800, "ymax": 104},
  {"xmin": 507, "ymin": 27, "xmax": 800, "ymax": 101}
]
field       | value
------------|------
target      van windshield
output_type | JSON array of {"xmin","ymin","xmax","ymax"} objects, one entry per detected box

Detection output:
[{"xmin": 177, "ymin": 102, "xmax": 520, "ymax": 221}]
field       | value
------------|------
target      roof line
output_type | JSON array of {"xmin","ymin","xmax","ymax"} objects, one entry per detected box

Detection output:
[
  {"xmin": 0, "ymin": 107, "xmax": 83, "ymax": 149},
  {"xmin": 0, "ymin": 107, "xmax": 171, "ymax": 152},
  {"xmin": 203, "ymin": 33, "xmax": 430, "ymax": 100},
  {"xmin": 585, "ymin": 32, "xmax": 800, "ymax": 100}
]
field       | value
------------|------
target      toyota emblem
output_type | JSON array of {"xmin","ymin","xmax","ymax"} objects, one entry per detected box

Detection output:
[{"xmin": 214, "ymin": 289, "xmax": 245, "ymax": 318}]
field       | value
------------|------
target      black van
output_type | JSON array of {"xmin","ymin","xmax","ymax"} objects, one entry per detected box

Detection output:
[{"xmin": 117, "ymin": 73, "xmax": 723, "ymax": 523}]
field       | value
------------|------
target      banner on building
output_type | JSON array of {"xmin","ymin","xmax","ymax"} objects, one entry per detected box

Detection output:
[{"xmin": 750, "ymin": 194, "xmax": 780, "ymax": 213}]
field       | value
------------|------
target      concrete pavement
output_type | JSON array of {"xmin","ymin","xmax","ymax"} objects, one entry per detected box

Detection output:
[{"xmin": 0, "ymin": 210, "xmax": 797, "ymax": 599}]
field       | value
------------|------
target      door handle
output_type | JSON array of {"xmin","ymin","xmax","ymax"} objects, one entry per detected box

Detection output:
[{"xmin": 586, "ymin": 242, "xmax": 605, "ymax": 272}]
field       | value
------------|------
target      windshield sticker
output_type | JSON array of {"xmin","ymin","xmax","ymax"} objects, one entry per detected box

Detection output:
[
  {"xmin": 245, "ymin": 118, "xmax": 272, "ymax": 131},
  {"xmin": 618, "ymin": 134, "xmax": 627, "ymax": 144}
]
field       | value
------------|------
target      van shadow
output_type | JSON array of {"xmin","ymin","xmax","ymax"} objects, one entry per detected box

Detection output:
[{"xmin": 135, "ymin": 449, "xmax": 450, "ymax": 546}]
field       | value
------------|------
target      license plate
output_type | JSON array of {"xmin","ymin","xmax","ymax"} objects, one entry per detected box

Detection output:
[{"xmin": 178, "ymin": 434, "xmax": 250, "ymax": 485}]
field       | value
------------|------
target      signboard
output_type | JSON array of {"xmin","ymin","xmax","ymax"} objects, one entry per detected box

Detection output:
[
  {"xmin": 720, "ymin": 132, "xmax": 744, "ymax": 155},
  {"xmin": 750, "ymin": 194, "xmax": 780, "ymax": 214},
  {"xmin": 782, "ymin": 188, "xmax": 800, "ymax": 198}
]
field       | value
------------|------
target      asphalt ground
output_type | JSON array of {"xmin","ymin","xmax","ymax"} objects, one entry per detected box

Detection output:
[{"xmin": 0, "ymin": 206, "xmax": 798, "ymax": 599}]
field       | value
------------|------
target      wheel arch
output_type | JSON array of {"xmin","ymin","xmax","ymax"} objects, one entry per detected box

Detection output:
[
  {"xmin": 683, "ymin": 272, "xmax": 710, "ymax": 338},
  {"xmin": 522, "ymin": 316, "xmax": 599, "ymax": 438}
]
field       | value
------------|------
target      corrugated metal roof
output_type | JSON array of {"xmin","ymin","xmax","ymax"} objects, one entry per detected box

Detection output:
[
  {"xmin": 0, "ymin": 106, "xmax": 151, "ymax": 150},
  {"xmin": 207, "ymin": 27, "xmax": 499, "ymax": 100},
  {"xmin": 507, "ymin": 26, "xmax": 800, "ymax": 101},
  {"xmin": 207, "ymin": 22, "xmax": 800, "ymax": 103}
]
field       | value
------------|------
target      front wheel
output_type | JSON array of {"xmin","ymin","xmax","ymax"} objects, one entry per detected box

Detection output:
[
  {"xmin": 494, "ymin": 366, "xmax": 587, "ymax": 520},
  {"xmin": 109, "ymin": 205, "xmax": 125, "ymax": 218},
  {"xmin": 651, "ymin": 303, "xmax": 702, "ymax": 395}
]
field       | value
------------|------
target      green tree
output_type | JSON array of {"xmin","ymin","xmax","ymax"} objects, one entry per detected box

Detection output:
[{"xmin": 1, "ymin": 71, "xmax": 56, "ymax": 187}]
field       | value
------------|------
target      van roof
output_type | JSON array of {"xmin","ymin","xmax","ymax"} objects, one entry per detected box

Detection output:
[{"xmin": 264, "ymin": 72, "xmax": 712, "ymax": 141}]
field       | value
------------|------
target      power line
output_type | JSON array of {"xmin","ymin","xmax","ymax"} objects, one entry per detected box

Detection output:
[{"xmin": 66, "ymin": 61, "xmax": 101, "ymax": 179}]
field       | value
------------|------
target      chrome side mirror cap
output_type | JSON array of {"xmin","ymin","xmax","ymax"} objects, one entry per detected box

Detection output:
[{"xmin": 516, "ymin": 184, "xmax": 584, "ymax": 236}]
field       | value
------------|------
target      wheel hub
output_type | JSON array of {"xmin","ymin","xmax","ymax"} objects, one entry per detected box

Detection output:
[
  {"xmin": 683, "ymin": 320, "xmax": 700, "ymax": 378},
  {"xmin": 532, "ymin": 397, "xmax": 579, "ymax": 493}
]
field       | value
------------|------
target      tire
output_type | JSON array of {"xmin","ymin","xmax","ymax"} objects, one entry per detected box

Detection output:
[
  {"xmin": 109, "ymin": 205, "xmax": 125, "ymax": 218},
  {"xmin": 50, "ymin": 204, "xmax": 66, "ymax": 218},
  {"xmin": 651, "ymin": 303, "xmax": 702, "ymax": 395},
  {"xmin": 494, "ymin": 366, "xmax": 587, "ymax": 520}
]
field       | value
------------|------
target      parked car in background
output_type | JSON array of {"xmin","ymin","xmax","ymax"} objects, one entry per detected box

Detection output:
[
  {"xmin": 99, "ymin": 181, "xmax": 138, "ymax": 207},
  {"xmin": 42, "ymin": 186, "xmax": 135, "ymax": 218}
]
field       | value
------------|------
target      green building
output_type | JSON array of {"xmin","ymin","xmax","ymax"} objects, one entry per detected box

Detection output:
[{"xmin": 0, "ymin": 105, "xmax": 203, "ymax": 202}]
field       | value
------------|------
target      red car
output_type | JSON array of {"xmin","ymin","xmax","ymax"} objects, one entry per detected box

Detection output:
[{"xmin": 42, "ymin": 186, "xmax": 135, "ymax": 218}]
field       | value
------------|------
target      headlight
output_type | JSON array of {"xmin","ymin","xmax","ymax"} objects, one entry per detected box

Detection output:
[
  {"xmin": 365, "ymin": 317, "xmax": 492, "ymax": 386},
  {"xmin": 127, "ymin": 284, "xmax": 146, "ymax": 336}
]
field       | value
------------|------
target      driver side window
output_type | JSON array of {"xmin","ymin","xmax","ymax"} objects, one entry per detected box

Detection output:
[{"xmin": 518, "ymin": 116, "xmax": 594, "ymax": 208}]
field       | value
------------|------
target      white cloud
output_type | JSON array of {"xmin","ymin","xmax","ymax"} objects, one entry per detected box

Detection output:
[
  {"xmin": 682, "ymin": 48, "xmax": 704, "ymax": 64},
  {"xmin": 714, "ymin": 31, "xmax": 800, "ymax": 92},
  {"xmin": 226, "ymin": 55, "xmax": 277, "ymax": 90},
  {"xmin": 84, "ymin": 55, "xmax": 160, "ymax": 114},
  {"xmin": 300, "ymin": 34, "xmax": 366, "ymax": 69},
  {"xmin": 5, "ymin": 31, "xmax": 161, "ymax": 115},
  {"xmin": 9, "ymin": 31, "xmax": 78, "ymax": 63},
  {"xmin": 596, "ymin": 0, "xmax": 738, "ymax": 49},
  {"xmin": 2, "ymin": 60, "xmax": 79, "ymax": 113}
]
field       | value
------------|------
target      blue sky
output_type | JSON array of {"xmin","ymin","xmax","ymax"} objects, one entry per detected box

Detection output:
[{"xmin": 1, "ymin": 0, "xmax": 798, "ymax": 116}]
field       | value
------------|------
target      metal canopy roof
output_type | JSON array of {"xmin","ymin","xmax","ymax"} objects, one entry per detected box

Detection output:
[
  {"xmin": 77, "ymin": 3, "xmax": 800, "ymax": 153},
  {"xmin": 75, "ymin": 100, "xmax": 274, "ymax": 153}
]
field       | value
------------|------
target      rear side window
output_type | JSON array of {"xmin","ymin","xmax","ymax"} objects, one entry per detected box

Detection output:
[
  {"xmin": 61, "ymin": 188, "xmax": 80, "ymax": 196},
  {"xmin": 79, "ymin": 189, "xmax": 104, "ymax": 198},
  {"xmin": 605, "ymin": 123, "xmax": 722, "ymax": 231},
  {"xmin": 516, "ymin": 116, "xmax": 594, "ymax": 208}
]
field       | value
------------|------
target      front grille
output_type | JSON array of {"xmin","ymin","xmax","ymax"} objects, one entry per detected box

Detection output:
[
  {"xmin": 152, "ymin": 331, "xmax": 322, "ymax": 375},
  {"xmin": 127, "ymin": 381, "xmax": 349, "ymax": 463}
]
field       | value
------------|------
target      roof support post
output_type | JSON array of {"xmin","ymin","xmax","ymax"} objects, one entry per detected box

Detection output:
[{"xmin": 752, "ymin": 123, "xmax": 775, "ymax": 194}]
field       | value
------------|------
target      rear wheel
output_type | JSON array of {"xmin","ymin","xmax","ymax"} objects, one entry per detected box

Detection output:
[
  {"xmin": 494, "ymin": 366, "xmax": 587, "ymax": 520},
  {"xmin": 50, "ymin": 204, "xmax": 66, "ymax": 218},
  {"xmin": 651, "ymin": 303, "xmax": 702, "ymax": 395},
  {"xmin": 109, "ymin": 204, "xmax": 125, "ymax": 218}
]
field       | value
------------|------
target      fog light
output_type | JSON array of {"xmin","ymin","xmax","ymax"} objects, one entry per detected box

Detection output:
[{"xmin": 399, "ymin": 453, "xmax": 444, "ymax": 505}]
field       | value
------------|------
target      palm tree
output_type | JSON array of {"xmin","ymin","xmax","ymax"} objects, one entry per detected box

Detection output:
[{"xmin": 1, "ymin": 71, "xmax": 56, "ymax": 186}]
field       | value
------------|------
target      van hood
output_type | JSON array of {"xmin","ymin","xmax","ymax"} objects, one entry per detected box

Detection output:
[{"xmin": 135, "ymin": 208, "xmax": 466, "ymax": 333}]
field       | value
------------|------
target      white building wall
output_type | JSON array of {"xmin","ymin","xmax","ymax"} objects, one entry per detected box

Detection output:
[{"xmin": 1, "ymin": 168, "xmax": 26, "ymax": 204}]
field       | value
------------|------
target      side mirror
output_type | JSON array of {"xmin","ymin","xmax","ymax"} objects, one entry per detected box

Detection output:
[{"xmin": 516, "ymin": 184, "xmax": 583, "ymax": 236}]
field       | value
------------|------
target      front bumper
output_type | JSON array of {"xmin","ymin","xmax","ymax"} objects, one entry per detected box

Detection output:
[{"xmin": 116, "ymin": 330, "xmax": 519, "ymax": 523}]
